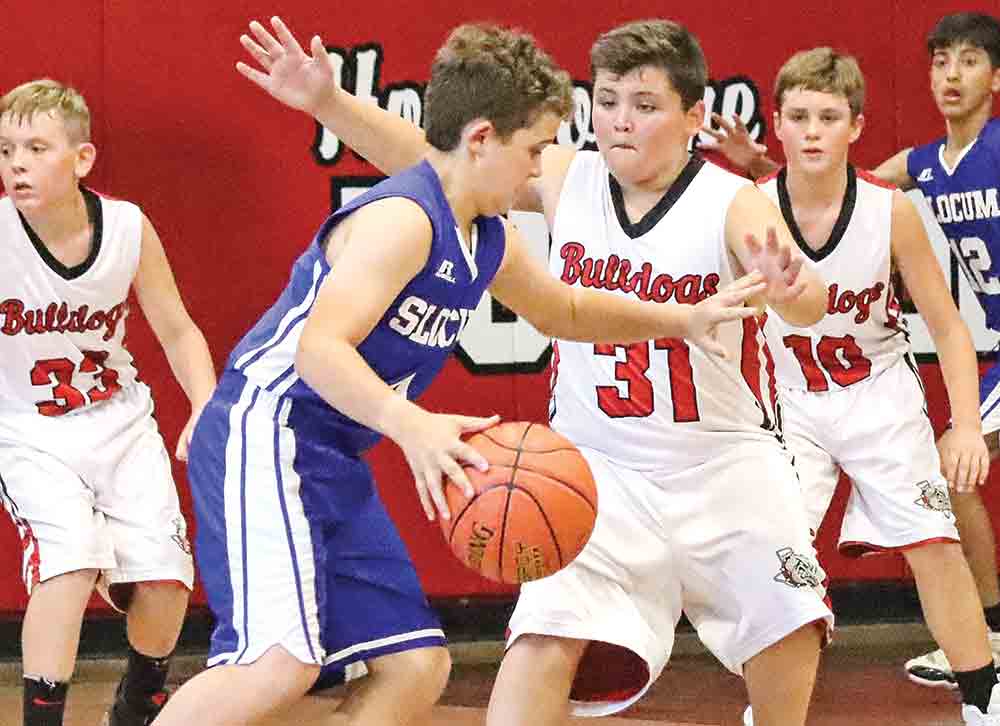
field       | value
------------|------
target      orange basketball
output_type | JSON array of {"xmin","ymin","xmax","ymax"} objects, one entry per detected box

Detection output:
[{"xmin": 439, "ymin": 421, "xmax": 598, "ymax": 585}]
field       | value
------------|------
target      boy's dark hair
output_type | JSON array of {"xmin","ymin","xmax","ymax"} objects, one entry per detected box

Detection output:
[
  {"xmin": 589, "ymin": 20, "xmax": 707, "ymax": 110},
  {"xmin": 424, "ymin": 24, "xmax": 573, "ymax": 152},
  {"xmin": 927, "ymin": 13, "xmax": 1000, "ymax": 68}
]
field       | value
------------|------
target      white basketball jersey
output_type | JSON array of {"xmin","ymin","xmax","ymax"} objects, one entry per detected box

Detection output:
[
  {"xmin": 758, "ymin": 167, "xmax": 909, "ymax": 392},
  {"xmin": 548, "ymin": 152, "xmax": 781, "ymax": 473},
  {"xmin": 0, "ymin": 189, "xmax": 142, "ymax": 416}
]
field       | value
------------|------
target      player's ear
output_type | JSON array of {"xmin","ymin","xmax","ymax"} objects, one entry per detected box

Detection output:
[
  {"xmin": 849, "ymin": 113, "xmax": 864, "ymax": 144},
  {"xmin": 992, "ymin": 65, "xmax": 1000, "ymax": 94},
  {"xmin": 684, "ymin": 99, "xmax": 706, "ymax": 137},
  {"xmin": 464, "ymin": 119, "xmax": 496, "ymax": 159},
  {"xmin": 75, "ymin": 142, "xmax": 97, "ymax": 180}
]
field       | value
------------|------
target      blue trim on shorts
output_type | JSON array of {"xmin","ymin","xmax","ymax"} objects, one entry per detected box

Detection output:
[
  {"xmin": 272, "ymin": 402, "xmax": 320, "ymax": 663},
  {"xmin": 236, "ymin": 385, "xmax": 262, "ymax": 664}
]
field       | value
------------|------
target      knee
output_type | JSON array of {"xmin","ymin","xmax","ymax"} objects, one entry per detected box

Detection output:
[{"xmin": 373, "ymin": 646, "xmax": 452, "ymax": 701}]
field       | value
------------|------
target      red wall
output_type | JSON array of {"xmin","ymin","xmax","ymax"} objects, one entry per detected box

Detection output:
[{"xmin": 3, "ymin": 0, "xmax": 999, "ymax": 613}]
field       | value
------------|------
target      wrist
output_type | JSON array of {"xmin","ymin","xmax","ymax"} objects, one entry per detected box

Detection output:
[{"xmin": 307, "ymin": 81, "xmax": 340, "ymax": 120}]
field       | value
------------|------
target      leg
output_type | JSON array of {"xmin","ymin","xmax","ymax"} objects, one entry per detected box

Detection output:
[
  {"xmin": 21, "ymin": 569, "xmax": 98, "ymax": 681},
  {"xmin": 334, "ymin": 646, "xmax": 451, "ymax": 725},
  {"xmin": 743, "ymin": 623, "xmax": 822, "ymax": 726},
  {"xmin": 21, "ymin": 569, "xmax": 98, "ymax": 726},
  {"xmin": 106, "ymin": 581, "xmax": 191, "ymax": 725},
  {"xmin": 951, "ymin": 489, "xmax": 1000, "ymax": 610},
  {"xmin": 486, "ymin": 635, "xmax": 588, "ymax": 726},
  {"xmin": 151, "ymin": 645, "xmax": 318, "ymax": 726},
  {"xmin": 906, "ymin": 542, "xmax": 992, "ymax": 672}
]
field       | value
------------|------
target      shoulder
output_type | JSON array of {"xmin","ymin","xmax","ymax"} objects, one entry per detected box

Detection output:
[{"xmin": 856, "ymin": 168, "xmax": 897, "ymax": 191}]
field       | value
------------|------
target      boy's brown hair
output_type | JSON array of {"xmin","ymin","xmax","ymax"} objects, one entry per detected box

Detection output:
[
  {"xmin": 0, "ymin": 79, "xmax": 91, "ymax": 143},
  {"xmin": 927, "ymin": 13, "xmax": 1000, "ymax": 69},
  {"xmin": 590, "ymin": 20, "xmax": 708, "ymax": 111},
  {"xmin": 774, "ymin": 47, "xmax": 865, "ymax": 117},
  {"xmin": 424, "ymin": 24, "xmax": 572, "ymax": 151}
]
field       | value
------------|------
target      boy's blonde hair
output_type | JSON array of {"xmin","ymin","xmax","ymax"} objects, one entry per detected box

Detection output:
[
  {"xmin": 0, "ymin": 79, "xmax": 91, "ymax": 143},
  {"xmin": 774, "ymin": 48, "xmax": 865, "ymax": 117}
]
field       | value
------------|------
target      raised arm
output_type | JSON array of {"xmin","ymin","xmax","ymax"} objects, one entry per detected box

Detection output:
[
  {"xmin": 890, "ymin": 190, "xmax": 987, "ymax": 491},
  {"xmin": 132, "ymin": 214, "xmax": 217, "ymax": 461},
  {"xmin": 489, "ymin": 219, "xmax": 767, "ymax": 358},
  {"xmin": 872, "ymin": 147, "xmax": 916, "ymax": 190},
  {"xmin": 238, "ymin": 16, "xmax": 428, "ymax": 175},
  {"xmin": 724, "ymin": 185, "xmax": 827, "ymax": 326}
]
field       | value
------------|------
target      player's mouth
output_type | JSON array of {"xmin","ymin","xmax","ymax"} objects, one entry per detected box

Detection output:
[
  {"xmin": 802, "ymin": 147, "xmax": 823, "ymax": 158},
  {"xmin": 610, "ymin": 143, "xmax": 637, "ymax": 151},
  {"xmin": 941, "ymin": 88, "xmax": 962, "ymax": 102}
]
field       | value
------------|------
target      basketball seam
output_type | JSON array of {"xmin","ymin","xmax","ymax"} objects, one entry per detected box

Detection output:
[
  {"xmin": 513, "ymin": 486, "xmax": 564, "ymax": 567},
  {"xmin": 498, "ymin": 423, "xmax": 532, "ymax": 578}
]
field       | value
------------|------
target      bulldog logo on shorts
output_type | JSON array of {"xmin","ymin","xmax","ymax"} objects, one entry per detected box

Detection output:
[
  {"xmin": 914, "ymin": 480, "xmax": 954, "ymax": 519},
  {"xmin": 171, "ymin": 516, "xmax": 192, "ymax": 555},
  {"xmin": 774, "ymin": 547, "xmax": 824, "ymax": 588}
]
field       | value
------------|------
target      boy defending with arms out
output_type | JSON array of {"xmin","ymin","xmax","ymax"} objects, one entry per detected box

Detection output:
[
  {"xmin": 231, "ymin": 16, "xmax": 834, "ymax": 726},
  {"xmin": 0, "ymin": 81, "xmax": 215, "ymax": 726},
  {"xmin": 151, "ymin": 20, "xmax": 785, "ymax": 726},
  {"xmin": 709, "ymin": 12, "xmax": 1000, "ymax": 690},
  {"xmin": 744, "ymin": 48, "xmax": 997, "ymax": 725}
]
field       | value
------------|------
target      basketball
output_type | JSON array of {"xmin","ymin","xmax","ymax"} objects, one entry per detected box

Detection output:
[{"xmin": 439, "ymin": 421, "xmax": 598, "ymax": 584}]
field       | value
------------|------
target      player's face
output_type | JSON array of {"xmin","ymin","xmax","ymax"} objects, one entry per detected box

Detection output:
[
  {"xmin": 774, "ymin": 88, "xmax": 862, "ymax": 176},
  {"xmin": 479, "ymin": 111, "xmax": 561, "ymax": 216},
  {"xmin": 929, "ymin": 43, "xmax": 1000, "ymax": 122},
  {"xmin": 592, "ymin": 66, "xmax": 704, "ymax": 189},
  {"xmin": 0, "ymin": 111, "xmax": 93, "ymax": 216}
]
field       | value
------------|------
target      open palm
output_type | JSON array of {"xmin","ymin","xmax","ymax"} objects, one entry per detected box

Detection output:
[{"xmin": 237, "ymin": 17, "xmax": 337, "ymax": 116}]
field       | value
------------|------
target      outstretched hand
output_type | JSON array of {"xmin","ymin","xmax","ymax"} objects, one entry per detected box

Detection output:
[
  {"xmin": 687, "ymin": 272, "xmax": 767, "ymax": 358},
  {"xmin": 938, "ymin": 427, "xmax": 990, "ymax": 493},
  {"xmin": 701, "ymin": 113, "xmax": 769, "ymax": 172},
  {"xmin": 745, "ymin": 227, "xmax": 807, "ymax": 305},
  {"xmin": 394, "ymin": 411, "xmax": 501, "ymax": 521},
  {"xmin": 237, "ymin": 16, "xmax": 337, "ymax": 115}
]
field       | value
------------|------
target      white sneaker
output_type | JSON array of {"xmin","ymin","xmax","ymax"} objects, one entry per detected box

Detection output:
[
  {"xmin": 962, "ymin": 682, "xmax": 1000, "ymax": 724},
  {"xmin": 906, "ymin": 633, "xmax": 1000, "ymax": 689}
]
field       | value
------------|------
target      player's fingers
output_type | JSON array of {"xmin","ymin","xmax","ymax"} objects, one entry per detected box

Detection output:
[
  {"xmin": 711, "ymin": 113, "xmax": 735, "ymax": 133},
  {"xmin": 270, "ymin": 16, "xmax": 306, "ymax": 57},
  {"xmin": 456, "ymin": 413, "xmax": 501, "ymax": 434},
  {"xmin": 733, "ymin": 115, "xmax": 749, "ymax": 133},
  {"xmin": 413, "ymin": 473, "xmax": 435, "ymax": 521},
  {"xmin": 427, "ymin": 468, "xmax": 452, "ymax": 521},
  {"xmin": 310, "ymin": 34, "xmax": 331, "ymax": 67},
  {"xmin": 240, "ymin": 34, "xmax": 273, "ymax": 69},
  {"xmin": 236, "ymin": 61, "xmax": 271, "ymax": 89},
  {"xmin": 715, "ymin": 306, "xmax": 760, "ymax": 322},
  {"xmin": 721, "ymin": 275, "xmax": 766, "ymax": 299},
  {"xmin": 453, "ymin": 442, "xmax": 489, "ymax": 476},
  {"xmin": 979, "ymin": 451, "xmax": 991, "ymax": 486},
  {"xmin": 442, "ymin": 458, "xmax": 474, "ymax": 500},
  {"xmin": 783, "ymin": 254, "xmax": 804, "ymax": 283},
  {"xmin": 248, "ymin": 20, "xmax": 284, "ymax": 57},
  {"xmin": 743, "ymin": 232, "xmax": 762, "ymax": 255},
  {"xmin": 701, "ymin": 126, "xmax": 726, "ymax": 143},
  {"xmin": 752, "ymin": 141, "xmax": 769, "ymax": 154},
  {"xmin": 782, "ymin": 278, "xmax": 808, "ymax": 301},
  {"xmin": 956, "ymin": 451, "xmax": 973, "ymax": 492},
  {"xmin": 766, "ymin": 226, "xmax": 780, "ymax": 253}
]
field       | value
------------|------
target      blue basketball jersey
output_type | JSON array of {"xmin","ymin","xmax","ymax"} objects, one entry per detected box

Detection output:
[
  {"xmin": 908, "ymin": 118, "xmax": 1000, "ymax": 330},
  {"xmin": 225, "ymin": 160, "xmax": 506, "ymax": 453}
]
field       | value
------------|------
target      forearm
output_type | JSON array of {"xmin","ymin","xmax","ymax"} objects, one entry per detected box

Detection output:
[
  {"xmin": 295, "ymin": 337, "xmax": 422, "ymax": 439},
  {"xmin": 541, "ymin": 288, "xmax": 692, "ymax": 343},
  {"xmin": 161, "ymin": 326, "xmax": 217, "ymax": 410},
  {"xmin": 313, "ymin": 86, "xmax": 429, "ymax": 175},
  {"xmin": 935, "ymin": 326, "xmax": 983, "ymax": 431}
]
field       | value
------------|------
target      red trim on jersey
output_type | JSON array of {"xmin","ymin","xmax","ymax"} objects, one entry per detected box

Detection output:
[
  {"xmin": 855, "ymin": 168, "xmax": 898, "ymax": 191},
  {"xmin": 839, "ymin": 536, "xmax": 959, "ymax": 558}
]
